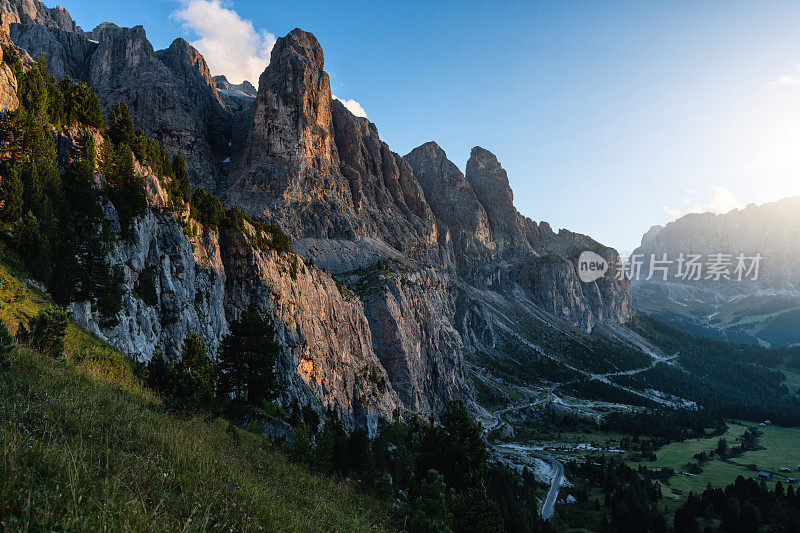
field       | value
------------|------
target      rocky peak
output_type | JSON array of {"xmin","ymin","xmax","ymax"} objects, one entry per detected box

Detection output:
[
  {"xmin": 466, "ymin": 146, "xmax": 514, "ymax": 212},
  {"xmin": 155, "ymin": 38, "xmax": 226, "ymax": 109},
  {"xmin": 465, "ymin": 146, "xmax": 532, "ymax": 255},
  {"xmin": 0, "ymin": 0, "xmax": 78, "ymax": 34},
  {"xmin": 229, "ymin": 28, "xmax": 352, "ymax": 233},
  {"xmin": 404, "ymin": 142, "xmax": 495, "ymax": 269},
  {"xmin": 244, "ymin": 27, "xmax": 337, "ymax": 176},
  {"xmin": 213, "ymin": 75, "xmax": 257, "ymax": 98},
  {"xmin": 330, "ymin": 98, "xmax": 438, "ymax": 258},
  {"xmin": 89, "ymin": 24, "xmax": 154, "ymax": 87}
]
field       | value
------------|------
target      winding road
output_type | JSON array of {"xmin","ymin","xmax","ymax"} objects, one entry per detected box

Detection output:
[{"xmin": 483, "ymin": 350, "xmax": 680, "ymax": 520}]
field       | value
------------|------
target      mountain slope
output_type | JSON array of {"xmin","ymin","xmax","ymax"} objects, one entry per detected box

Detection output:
[
  {"xmin": 0, "ymin": 245, "xmax": 392, "ymax": 531},
  {"xmin": 631, "ymin": 196, "xmax": 800, "ymax": 347}
]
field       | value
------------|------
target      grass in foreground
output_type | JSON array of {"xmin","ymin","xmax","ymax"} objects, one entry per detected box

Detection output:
[
  {"xmin": 0, "ymin": 346, "xmax": 392, "ymax": 531},
  {"xmin": 0, "ymin": 242, "xmax": 391, "ymax": 532}
]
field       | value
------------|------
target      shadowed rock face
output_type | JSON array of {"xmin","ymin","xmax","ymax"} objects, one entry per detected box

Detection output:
[
  {"xmin": 466, "ymin": 146, "xmax": 535, "ymax": 256},
  {"xmin": 0, "ymin": 45, "xmax": 18, "ymax": 112},
  {"xmin": 7, "ymin": 1, "xmax": 635, "ymax": 427},
  {"xmin": 6, "ymin": 6, "xmax": 232, "ymax": 192},
  {"xmin": 88, "ymin": 26, "xmax": 231, "ymax": 192}
]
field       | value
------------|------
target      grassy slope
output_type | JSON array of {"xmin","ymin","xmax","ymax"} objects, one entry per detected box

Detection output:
[{"xmin": 0, "ymin": 245, "xmax": 392, "ymax": 532}]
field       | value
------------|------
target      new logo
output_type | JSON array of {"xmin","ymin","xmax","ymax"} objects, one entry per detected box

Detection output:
[{"xmin": 577, "ymin": 251, "xmax": 608, "ymax": 283}]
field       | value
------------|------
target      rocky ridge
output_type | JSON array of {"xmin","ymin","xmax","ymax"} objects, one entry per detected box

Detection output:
[
  {"xmin": 631, "ymin": 197, "xmax": 800, "ymax": 346},
  {"xmin": 5, "ymin": 1, "xmax": 635, "ymax": 427}
]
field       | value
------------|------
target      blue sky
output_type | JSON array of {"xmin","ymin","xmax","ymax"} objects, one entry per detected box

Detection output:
[{"xmin": 58, "ymin": 0, "xmax": 800, "ymax": 251}]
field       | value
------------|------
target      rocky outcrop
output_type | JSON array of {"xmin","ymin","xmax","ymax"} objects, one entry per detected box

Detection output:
[
  {"xmin": 331, "ymin": 100, "xmax": 438, "ymax": 260},
  {"xmin": 465, "ymin": 146, "xmax": 536, "ymax": 255},
  {"xmin": 214, "ymin": 74, "xmax": 257, "ymax": 97},
  {"xmin": 405, "ymin": 142, "xmax": 631, "ymax": 330},
  {"xmin": 228, "ymin": 29, "xmax": 355, "ymax": 237},
  {"xmin": 69, "ymin": 152, "xmax": 401, "ymax": 434},
  {"xmin": 404, "ymin": 142, "xmax": 494, "ymax": 271},
  {"xmin": 0, "ymin": 0, "xmax": 77, "ymax": 34}
]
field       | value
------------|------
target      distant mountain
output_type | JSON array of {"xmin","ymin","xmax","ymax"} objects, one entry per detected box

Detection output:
[{"xmin": 631, "ymin": 196, "xmax": 800, "ymax": 347}]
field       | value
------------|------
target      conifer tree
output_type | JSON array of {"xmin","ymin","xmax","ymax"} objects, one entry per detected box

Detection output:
[{"xmin": 217, "ymin": 305, "xmax": 280, "ymax": 405}]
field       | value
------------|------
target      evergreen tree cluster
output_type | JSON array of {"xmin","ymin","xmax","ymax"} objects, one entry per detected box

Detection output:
[
  {"xmin": 570, "ymin": 456, "xmax": 667, "ymax": 533},
  {"xmin": 0, "ymin": 55, "xmax": 193, "ymax": 325},
  {"xmin": 675, "ymin": 475, "xmax": 800, "ymax": 532},
  {"xmin": 0, "ymin": 56, "xmax": 125, "ymax": 323},
  {"xmin": 627, "ymin": 316, "xmax": 800, "ymax": 425},
  {"xmin": 188, "ymin": 189, "xmax": 293, "ymax": 254},
  {"xmin": 146, "ymin": 305, "xmax": 281, "ymax": 413}
]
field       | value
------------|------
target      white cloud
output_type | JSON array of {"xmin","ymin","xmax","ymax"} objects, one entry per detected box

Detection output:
[
  {"xmin": 332, "ymin": 95, "xmax": 367, "ymax": 118},
  {"xmin": 661, "ymin": 206, "xmax": 682, "ymax": 219},
  {"xmin": 172, "ymin": 0, "xmax": 275, "ymax": 85},
  {"xmin": 763, "ymin": 65, "xmax": 800, "ymax": 89},
  {"xmin": 689, "ymin": 186, "xmax": 741, "ymax": 214},
  {"xmin": 662, "ymin": 186, "xmax": 741, "ymax": 221}
]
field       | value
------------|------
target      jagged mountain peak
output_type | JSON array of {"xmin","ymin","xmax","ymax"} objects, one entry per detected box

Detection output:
[
  {"xmin": 270, "ymin": 27, "xmax": 324, "ymax": 71},
  {"xmin": 466, "ymin": 145, "xmax": 514, "ymax": 210},
  {"xmin": 0, "ymin": 0, "xmax": 78, "ymax": 33},
  {"xmin": 156, "ymin": 37, "xmax": 220, "ymax": 97}
]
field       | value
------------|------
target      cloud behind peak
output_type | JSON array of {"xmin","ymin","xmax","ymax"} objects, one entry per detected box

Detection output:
[{"xmin": 172, "ymin": 0, "xmax": 275, "ymax": 85}]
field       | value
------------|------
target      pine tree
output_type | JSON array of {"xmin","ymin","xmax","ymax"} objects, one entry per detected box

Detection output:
[
  {"xmin": 15, "ymin": 211, "xmax": 51, "ymax": 279},
  {"xmin": 107, "ymin": 102, "xmax": 135, "ymax": 146},
  {"xmin": 217, "ymin": 305, "xmax": 280, "ymax": 406},
  {"xmin": 0, "ymin": 164, "xmax": 23, "ymax": 222},
  {"xmin": 172, "ymin": 332, "xmax": 215, "ymax": 410},
  {"xmin": 171, "ymin": 154, "xmax": 190, "ymax": 204},
  {"xmin": 105, "ymin": 144, "xmax": 146, "ymax": 238}
]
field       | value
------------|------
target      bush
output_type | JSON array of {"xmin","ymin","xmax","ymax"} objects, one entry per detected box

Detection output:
[
  {"xmin": 17, "ymin": 307, "xmax": 68, "ymax": 357},
  {"xmin": 169, "ymin": 154, "xmax": 190, "ymax": 205}
]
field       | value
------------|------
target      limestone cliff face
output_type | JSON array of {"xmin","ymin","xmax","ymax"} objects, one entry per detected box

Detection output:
[
  {"xmin": 0, "ymin": 0, "xmax": 75, "ymax": 34},
  {"xmin": 404, "ymin": 142, "xmax": 495, "ymax": 273},
  {"xmin": 331, "ymin": 100, "xmax": 438, "ymax": 260},
  {"xmin": 68, "ymin": 155, "xmax": 400, "ymax": 433},
  {"xmin": 405, "ymin": 144, "xmax": 632, "ymax": 331},
  {"xmin": 228, "ymin": 29, "xmax": 358, "ymax": 239},
  {"xmin": 9, "ymin": 1, "xmax": 636, "ymax": 427},
  {"xmin": 0, "ymin": 43, "xmax": 17, "ymax": 112}
]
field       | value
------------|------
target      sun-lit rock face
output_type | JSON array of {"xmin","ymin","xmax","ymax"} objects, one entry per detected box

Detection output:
[{"xmin": 10, "ymin": 1, "xmax": 634, "ymax": 428}]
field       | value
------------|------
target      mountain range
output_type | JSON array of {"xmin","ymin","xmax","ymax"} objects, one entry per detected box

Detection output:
[
  {"xmin": 0, "ymin": 0, "xmax": 684, "ymax": 435},
  {"xmin": 631, "ymin": 196, "xmax": 800, "ymax": 347}
]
